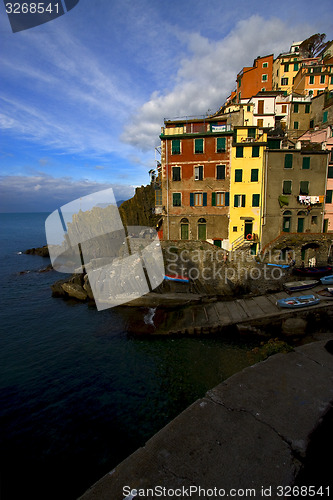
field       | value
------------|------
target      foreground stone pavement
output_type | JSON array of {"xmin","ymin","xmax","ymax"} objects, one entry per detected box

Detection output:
[{"xmin": 79, "ymin": 339, "xmax": 333, "ymax": 500}]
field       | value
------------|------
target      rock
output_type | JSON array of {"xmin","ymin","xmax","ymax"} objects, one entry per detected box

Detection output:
[
  {"xmin": 83, "ymin": 275, "xmax": 95, "ymax": 300},
  {"xmin": 24, "ymin": 245, "xmax": 49, "ymax": 257},
  {"xmin": 61, "ymin": 282, "xmax": 87, "ymax": 301},
  {"xmin": 282, "ymin": 317, "xmax": 307, "ymax": 337}
]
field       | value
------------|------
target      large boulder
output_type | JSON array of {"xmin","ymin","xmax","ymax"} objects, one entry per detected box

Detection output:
[{"xmin": 61, "ymin": 282, "xmax": 87, "ymax": 301}]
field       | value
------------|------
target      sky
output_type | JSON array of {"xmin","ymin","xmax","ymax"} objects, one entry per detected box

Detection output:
[{"xmin": 0, "ymin": 0, "xmax": 332, "ymax": 212}]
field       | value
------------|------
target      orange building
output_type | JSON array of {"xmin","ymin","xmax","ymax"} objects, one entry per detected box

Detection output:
[
  {"xmin": 293, "ymin": 62, "xmax": 333, "ymax": 97},
  {"xmin": 236, "ymin": 54, "xmax": 273, "ymax": 102}
]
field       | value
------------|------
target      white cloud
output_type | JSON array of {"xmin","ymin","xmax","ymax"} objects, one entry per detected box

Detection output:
[
  {"xmin": 0, "ymin": 174, "xmax": 135, "ymax": 212},
  {"xmin": 121, "ymin": 15, "xmax": 314, "ymax": 151}
]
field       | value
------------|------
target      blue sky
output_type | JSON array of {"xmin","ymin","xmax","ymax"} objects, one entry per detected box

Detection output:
[{"xmin": 0, "ymin": 0, "xmax": 332, "ymax": 212}]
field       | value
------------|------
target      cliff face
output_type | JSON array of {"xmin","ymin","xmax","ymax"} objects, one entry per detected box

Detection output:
[{"xmin": 118, "ymin": 184, "xmax": 159, "ymax": 228}]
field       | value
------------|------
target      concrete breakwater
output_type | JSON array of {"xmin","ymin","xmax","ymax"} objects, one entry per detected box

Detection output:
[{"xmin": 79, "ymin": 339, "xmax": 333, "ymax": 500}]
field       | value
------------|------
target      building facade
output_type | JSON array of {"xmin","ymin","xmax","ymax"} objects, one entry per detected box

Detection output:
[
  {"xmin": 236, "ymin": 55, "xmax": 273, "ymax": 103},
  {"xmin": 157, "ymin": 117, "xmax": 234, "ymax": 246},
  {"xmin": 261, "ymin": 149, "xmax": 329, "ymax": 251}
]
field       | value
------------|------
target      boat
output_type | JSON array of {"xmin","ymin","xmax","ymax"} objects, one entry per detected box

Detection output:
[
  {"xmin": 283, "ymin": 280, "xmax": 319, "ymax": 293},
  {"xmin": 266, "ymin": 263, "xmax": 290, "ymax": 269},
  {"xmin": 317, "ymin": 288, "xmax": 333, "ymax": 299},
  {"xmin": 164, "ymin": 274, "xmax": 190, "ymax": 283},
  {"xmin": 320, "ymin": 275, "xmax": 333, "ymax": 285},
  {"xmin": 277, "ymin": 294, "xmax": 320, "ymax": 309},
  {"xmin": 293, "ymin": 266, "xmax": 332, "ymax": 278}
]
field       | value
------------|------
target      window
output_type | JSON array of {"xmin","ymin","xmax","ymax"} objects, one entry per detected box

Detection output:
[
  {"xmin": 234, "ymin": 194, "xmax": 246, "ymax": 207},
  {"xmin": 294, "ymin": 62, "xmax": 299, "ymax": 71},
  {"xmin": 328, "ymin": 166, "xmax": 333, "ymax": 178},
  {"xmin": 311, "ymin": 215, "xmax": 318, "ymax": 225},
  {"xmin": 282, "ymin": 104, "xmax": 287, "ymax": 113},
  {"xmin": 326, "ymin": 190, "xmax": 333, "ymax": 203},
  {"xmin": 283, "ymin": 180, "xmax": 292, "ymax": 194},
  {"xmin": 190, "ymin": 192, "xmax": 207, "ymax": 207},
  {"xmin": 233, "ymin": 226, "xmax": 237, "ymax": 232},
  {"xmin": 194, "ymin": 138, "xmax": 204, "ymax": 154},
  {"xmin": 212, "ymin": 192, "xmax": 225, "ymax": 206},
  {"xmin": 309, "ymin": 90, "xmax": 313, "ymax": 96},
  {"xmin": 252, "ymin": 146, "xmax": 260, "ymax": 157},
  {"xmin": 302, "ymin": 157, "xmax": 310, "ymax": 169},
  {"xmin": 294, "ymin": 103, "xmax": 299, "ymax": 113},
  {"xmin": 262, "ymin": 62, "xmax": 268, "ymax": 68},
  {"xmin": 323, "ymin": 111, "xmax": 328, "ymax": 123},
  {"xmin": 172, "ymin": 140, "xmax": 181, "ymax": 155},
  {"xmin": 305, "ymin": 104, "xmax": 310, "ymax": 113},
  {"xmin": 262, "ymin": 74, "xmax": 268, "ymax": 82},
  {"xmin": 320, "ymin": 75, "xmax": 325, "ymax": 84},
  {"xmin": 155, "ymin": 190, "xmax": 162, "ymax": 206},
  {"xmin": 236, "ymin": 146, "xmax": 243, "ymax": 158},
  {"xmin": 331, "ymin": 75, "xmax": 333, "ymax": 84},
  {"xmin": 180, "ymin": 219, "xmax": 189, "ymax": 240},
  {"xmin": 297, "ymin": 215, "xmax": 305, "ymax": 233},
  {"xmin": 247, "ymin": 105, "xmax": 251, "ymax": 111},
  {"xmin": 284, "ymin": 63, "xmax": 289, "ymax": 72},
  {"xmin": 300, "ymin": 181, "xmax": 309, "ymax": 195},
  {"xmin": 309, "ymin": 75, "xmax": 314, "ymax": 84},
  {"xmin": 282, "ymin": 210, "xmax": 292, "ymax": 232},
  {"xmin": 216, "ymin": 165, "xmax": 226, "ymax": 180},
  {"xmin": 251, "ymin": 169, "xmax": 259, "ymax": 182},
  {"xmin": 281, "ymin": 77, "xmax": 288, "ymax": 86},
  {"xmin": 257, "ymin": 119, "xmax": 263, "ymax": 127},
  {"xmin": 235, "ymin": 169, "xmax": 243, "ymax": 182},
  {"xmin": 216, "ymin": 137, "xmax": 226, "ymax": 152},
  {"xmin": 194, "ymin": 165, "xmax": 203, "ymax": 180},
  {"xmin": 252, "ymin": 194, "xmax": 260, "ymax": 207},
  {"xmin": 248, "ymin": 128, "xmax": 256, "ymax": 138},
  {"xmin": 284, "ymin": 154, "xmax": 293, "ymax": 168},
  {"xmin": 172, "ymin": 193, "xmax": 181, "ymax": 207},
  {"xmin": 310, "ymin": 119, "xmax": 314, "ymax": 128},
  {"xmin": 294, "ymin": 121, "xmax": 299, "ymax": 130},
  {"xmin": 172, "ymin": 166, "xmax": 181, "ymax": 181}
]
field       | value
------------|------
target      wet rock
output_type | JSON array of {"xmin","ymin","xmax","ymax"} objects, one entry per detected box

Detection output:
[
  {"xmin": 61, "ymin": 282, "xmax": 87, "ymax": 301},
  {"xmin": 282, "ymin": 317, "xmax": 307, "ymax": 337},
  {"xmin": 24, "ymin": 245, "xmax": 49, "ymax": 257}
]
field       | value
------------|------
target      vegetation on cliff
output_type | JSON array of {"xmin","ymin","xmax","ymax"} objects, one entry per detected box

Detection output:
[{"xmin": 118, "ymin": 184, "xmax": 159, "ymax": 228}]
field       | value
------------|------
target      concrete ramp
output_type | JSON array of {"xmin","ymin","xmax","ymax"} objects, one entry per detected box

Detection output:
[{"xmin": 80, "ymin": 340, "xmax": 333, "ymax": 500}]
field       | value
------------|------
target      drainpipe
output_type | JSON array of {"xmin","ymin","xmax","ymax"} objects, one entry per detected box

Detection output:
[
  {"xmin": 322, "ymin": 152, "xmax": 329, "ymax": 233},
  {"xmin": 166, "ymin": 138, "xmax": 170, "ymax": 239},
  {"xmin": 260, "ymin": 148, "xmax": 269, "ymax": 251}
]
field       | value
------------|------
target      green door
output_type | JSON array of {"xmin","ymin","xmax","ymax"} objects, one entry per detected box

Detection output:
[
  {"xmin": 244, "ymin": 222, "xmax": 253, "ymax": 239},
  {"xmin": 323, "ymin": 219, "xmax": 329, "ymax": 233},
  {"xmin": 198, "ymin": 224, "xmax": 206, "ymax": 240},
  {"xmin": 283, "ymin": 216, "xmax": 291, "ymax": 232},
  {"xmin": 297, "ymin": 217, "xmax": 304, "ymax": 233},
  {"xmin": 213, "ymin": 240, "xmax": 222, "ymax": 248},
  {"xmin": 181, "ymin": 223, "xmax": 189, "ymax": 240}
]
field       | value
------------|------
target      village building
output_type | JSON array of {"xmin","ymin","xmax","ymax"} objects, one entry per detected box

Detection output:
[
  {"xmin": 156, "ymin": 116, "xmax": 233, "ymax": 245},
  {"xmin": 261, "ymin": 148, "xmax": 329, "ymax": 262},
  {"xmin": 292, "ymin": 61, "xmax": 333, "ymax": 97},
  {"xmin": 236, "ymin": 54, "xmax": 273, "ymax": 103},
  {"xmin": 228, "ymin": 126, "xmax": 267, "ymax": 253}
]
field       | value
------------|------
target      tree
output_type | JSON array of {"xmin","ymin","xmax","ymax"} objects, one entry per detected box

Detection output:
[{"xmin": 299, "ymin": 33, "xmax": 329, "ymax": 58}]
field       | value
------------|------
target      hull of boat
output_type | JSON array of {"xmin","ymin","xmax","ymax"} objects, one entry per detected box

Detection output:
[{"xmin": 277, "ymin": 294, "xmax": 320, "ymax": 308}]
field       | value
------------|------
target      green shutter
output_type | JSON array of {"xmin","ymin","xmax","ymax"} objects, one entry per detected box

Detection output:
[
  {"xmin": 326, "ymin": 190, "xmax": 333, "ymax": 203},
  {"xmin": 216, "ymin": 165, "xmax": 225, "ymax": 179},
  {"xmin": 235, "ymin": 169, "xmax": 243, "ymax": 182},
  {"xmin": 225, "ymin": 192, "xmax": 229, "ymax": 206},
  {"xmin": 172, "ymin": 140, "xmax": 180, "ymax": 154},
  {"xmin": 305, "ymin": 104, "xmax": 310, "ymax": 113},
  {"xmin": 190, "ymin": 193, "xmax": 194, "ymax": 206},
  {"xmin": 172, "ymin": 166, "xmax": 181, "ymax": 181},
  {"xmin": 203, "ymin": 193, "xmax": 207, "ymax": 206},
  {"xmin": 251, "ymin": 169, "xmax": 259, "ymax": 182},
  {"xmin": 212, "ymin": 192, "xmax": 216, "ymax": 206},
  {"xmin": 236, "ymin": 146, "xmax": 243, "ymax": 158},
  {"xmin": 283, "ymin": 181, "xmax": 292, "ymax": 194},
  {"xmin": 323, "ymin": 111, "xmax": 328, "ymax": 123},
  {"xmin": 234, "ymin": 195, "xmax": 239, "ymax": 207},
  {"xmin": 252, "ymin": 194, "xmax": 260, "ymax": 207},
  {"xmin": 300, "ymin": 181, "xmax": 309, "ymax": 195},
  {"xmin": 241, "ymin": 195, "xmax": 246, "ymax": 207},
  {"xmin": 294, "ymin": 103, "xmax": 299, "ymax": 113},
  {"xmin": 248, "ymin": 128, "xmax": 256, "ymax": 138},
  {"xmin": 302, "ymin": 157, "xmax": 310, "ymax": 169},
  {"xmin": 328, "ymin": 166, "xmax": 333, "ymax": 178},
  {"xmin": 216, "ymin": 137, "xmax": 226, "ymax": 152},
  {"xmin": 173, "ymin": 193, "xmax": 181, "ymax": 206},
  {"xmin": 284, "ymin": 154, "xmax": 293, "ymax": 168},
  {"xmin": 252, "ymin": 146, "xmax": 260, "ymax": 157},
  {"xmin": 195, "ymin": 138, "xmax": 204, "ymax": 153}
]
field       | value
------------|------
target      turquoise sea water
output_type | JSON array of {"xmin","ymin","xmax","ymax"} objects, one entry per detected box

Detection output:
[{"xmin": 0, "ymin": 213, "xmax": 257, "ymax": 499}]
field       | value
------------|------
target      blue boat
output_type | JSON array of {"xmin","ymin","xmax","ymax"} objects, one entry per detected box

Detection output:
[
  {"xmin": 283, "ymin": 280, "xmax": 319, "ymax": 292},
  {"xmin": 164, "ymin": 274, "xmax": 189, "ymax": 283},
  {"xmin": 277, "ymin": 294, "xmax": 320, "ymax": 309},
  {"xmin": 267, "ymin": 263, "xmax": 290, "ymax": 269},
  {"xmin": 320, "ymin": 275, "xmax": 333, "ymax": 285}
]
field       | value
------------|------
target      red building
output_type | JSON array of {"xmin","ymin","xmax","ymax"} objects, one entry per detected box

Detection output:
[
  {"xmin": 156, "ymin": 117, "xmax": 233, "ymax": 245},
  {"xmin": 236, "ymin": 54, "xmax": 274, "ymax": 102}
]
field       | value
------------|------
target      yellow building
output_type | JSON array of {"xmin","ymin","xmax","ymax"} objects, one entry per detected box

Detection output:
[{"xmin": 229, "ymin": 126, "xmax": 267, "ymax": 253}]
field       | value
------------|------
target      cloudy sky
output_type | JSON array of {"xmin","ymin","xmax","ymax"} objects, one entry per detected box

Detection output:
[{"xmin": 0, "ymin": 0, "xmax": 332, "ymax": 212}]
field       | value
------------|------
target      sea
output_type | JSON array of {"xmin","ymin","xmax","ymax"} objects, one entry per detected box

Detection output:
[{"xmin": 0, "ymin": 212, "xmax": 259, "ymax": 500}]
